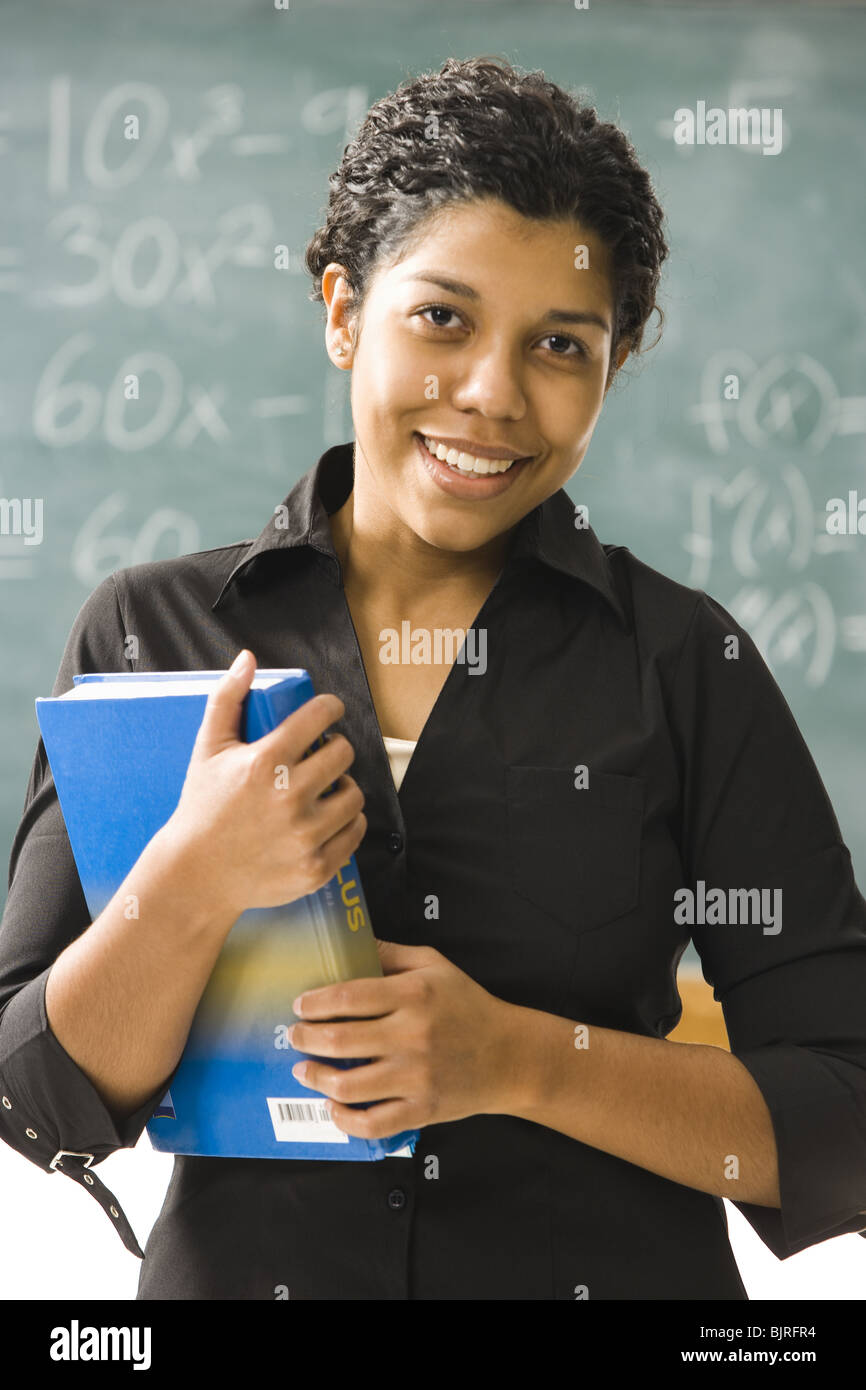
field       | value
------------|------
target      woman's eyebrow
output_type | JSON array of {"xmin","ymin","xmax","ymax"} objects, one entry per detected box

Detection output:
[{"xmin": 400, "ymin": 271, "xmax": 610, "ymax": 333}]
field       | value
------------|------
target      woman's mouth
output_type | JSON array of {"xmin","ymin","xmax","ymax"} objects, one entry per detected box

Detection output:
[{"xmin": 414, "ymin": 433, "xmax": 532, "ymax": 498}]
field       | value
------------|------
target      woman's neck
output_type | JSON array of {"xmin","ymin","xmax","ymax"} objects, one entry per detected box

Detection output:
[{"xmin": 327, "ymin": 482, "xmax": 510, "ymax": 614}]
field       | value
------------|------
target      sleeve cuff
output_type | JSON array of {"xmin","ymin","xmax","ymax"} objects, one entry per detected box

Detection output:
[
  {"xmin": 730, "ymin": 1043, "xmax": 866, "ymax": 1258},
  {"xmin": 0, "ymin": 967, "xmax": 174, "ymax": 1161}
]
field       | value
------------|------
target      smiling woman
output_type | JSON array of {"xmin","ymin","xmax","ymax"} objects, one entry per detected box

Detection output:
[
  {"xmin": 292, "ymin": 55, "xmax": 866, "ymax": 1298},
  {"xmin": 3, "ymin": 55, "xmax": 866, "ymax": 1307}
]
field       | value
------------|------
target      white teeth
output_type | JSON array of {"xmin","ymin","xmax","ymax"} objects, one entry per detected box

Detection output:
[{"xmin": 422, "ymin": 436, "xmax": 519, "ymax": 476}]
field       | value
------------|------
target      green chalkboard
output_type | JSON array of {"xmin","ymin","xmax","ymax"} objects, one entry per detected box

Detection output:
[{"xmin": 2, "ymin": 0, "xmax": 865, "ymax": 960}]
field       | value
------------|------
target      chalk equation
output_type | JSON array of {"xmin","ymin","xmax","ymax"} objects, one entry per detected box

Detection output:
[
  {"xmin": 37, "ymin": 77, "xmax": 368, "ymax": 192},
  {"xmin": 0, "ymin": 75, "xmax": 369, "ymax": 308},
  {"xmin": 683, "ymin": 454, "xmax": 864, "ymax": 687},
  {"xmin": 32, "ymin": 333, "xmax": 312, "ymax": 450},
  {"xmin": 687, "ymin": 350, "xmax": 866, "ymax": 457}
]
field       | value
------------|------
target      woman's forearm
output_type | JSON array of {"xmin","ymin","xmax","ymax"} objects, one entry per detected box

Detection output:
[
  {"xmin": 498, "ymin": 1004, "xmax": 781, "ymax": 1208},
  {"xmin": 44, "ymin": 819, "xmax": 240, "ymax": 1130}
]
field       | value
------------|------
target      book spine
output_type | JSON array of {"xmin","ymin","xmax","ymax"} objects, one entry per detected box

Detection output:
[
  {"xmin": 250, "ymin": 681, "xmax": 381, "ymax": 986},
  {"xmin": 308, "ymin": 875, "xmax": 342, "ymax": 982}
]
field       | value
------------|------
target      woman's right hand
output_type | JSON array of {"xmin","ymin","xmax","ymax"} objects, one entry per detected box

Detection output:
[{"xmin": 166, "ymin": 648, "xmax": 367, "ymax": 917}]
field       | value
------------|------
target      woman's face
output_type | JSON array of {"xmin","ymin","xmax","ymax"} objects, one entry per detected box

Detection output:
[{"xmin": 322, "ymin": 196, "xmax": 628, "ymax": 558}]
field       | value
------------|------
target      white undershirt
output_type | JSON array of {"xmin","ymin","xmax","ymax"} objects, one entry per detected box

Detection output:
[{"xmin": 382, "ymin": 734, "xmax": 417, "ymax": 792}]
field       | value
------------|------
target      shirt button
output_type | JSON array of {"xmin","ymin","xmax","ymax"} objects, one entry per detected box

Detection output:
[
  {"xmin": 387, "ymin": 831, "xmax": 403, "ymax": 854},
  {"xmin": 387, "ymin": 1188, "xmax": 406, "ymax": 1210}
]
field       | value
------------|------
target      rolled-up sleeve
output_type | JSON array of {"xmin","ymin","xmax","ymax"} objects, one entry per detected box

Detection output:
[
  {"xmin": 0, "ymin": 575, "xmax": 176, "ymax": 1256},
  {"xmin": 670, "ymin": 591, "xmax": 866, "ymax": 1259}
]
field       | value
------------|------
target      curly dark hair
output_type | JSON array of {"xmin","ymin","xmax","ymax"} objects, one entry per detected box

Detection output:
[{"xmin": 305, "ymin": 55, "xmax": 669, "ymax": 389}]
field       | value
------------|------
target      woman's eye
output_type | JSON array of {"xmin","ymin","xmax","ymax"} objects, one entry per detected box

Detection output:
[
  {"xmin": 419, "ymin": 305, "xmax": 460, "ymax": 329},
  {"xmin": 540, "ymin": 334, "xmax": 589, "ymax": 360}
]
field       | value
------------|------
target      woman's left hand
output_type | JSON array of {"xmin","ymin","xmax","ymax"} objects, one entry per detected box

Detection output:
[{"xmin": 288, "ymin": 939, "xmax": 522, "ymax": 1138}]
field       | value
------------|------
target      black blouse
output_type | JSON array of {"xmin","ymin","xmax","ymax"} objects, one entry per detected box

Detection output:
[{"xmin": 2, "ymin": 442, "xmax": 865, "ymax": 1300}]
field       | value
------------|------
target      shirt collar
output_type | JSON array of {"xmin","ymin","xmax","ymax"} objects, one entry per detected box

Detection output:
[{"xmin": 211, "ymin": 441, "xmax": 627, "ymax": 625}]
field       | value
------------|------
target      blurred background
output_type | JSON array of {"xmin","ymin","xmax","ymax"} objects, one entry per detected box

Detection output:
[{"xmin": 1, "ymin": 0, "xmax": 864, "ymax": 1298}]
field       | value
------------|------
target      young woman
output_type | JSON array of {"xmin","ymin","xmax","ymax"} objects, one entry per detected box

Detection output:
[{"xmin": 1, "ymin": 56, "xmax": 865, "ymax": 1301}]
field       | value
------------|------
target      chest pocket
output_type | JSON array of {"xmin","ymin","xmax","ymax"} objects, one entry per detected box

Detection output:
[{"xmin": 505, "ymin": 766, "xmax": 644, "ymax": 935}]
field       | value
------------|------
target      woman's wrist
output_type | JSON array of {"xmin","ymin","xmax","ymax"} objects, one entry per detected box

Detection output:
[
  {"xmin": 485, "ymin": 1000, "xmax": 554, "ymax": 1119},
  {"xmin": 146, "ymin": 814, "xmax": 243, "ymax": 937}
]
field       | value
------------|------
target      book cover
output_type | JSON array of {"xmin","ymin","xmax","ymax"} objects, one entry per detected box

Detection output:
[{"xmin": 35, "ymin": 668, "xmax": 417, "ymax": 1162}]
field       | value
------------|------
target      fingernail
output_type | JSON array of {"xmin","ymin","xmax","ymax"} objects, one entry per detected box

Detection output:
[{"xmin": 228, "ymin": 649, "xmax": 247, "ymax": 675}]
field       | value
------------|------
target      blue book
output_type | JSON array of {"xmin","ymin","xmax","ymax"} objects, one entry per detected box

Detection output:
[{"xmin": 35, "ymin": 668, "xmax": 417, "ymax": 1162}]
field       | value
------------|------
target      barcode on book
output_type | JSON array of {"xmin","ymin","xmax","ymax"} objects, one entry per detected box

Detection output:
[{"xmin": 267, "ymin": 1097, "xmax": 350, "ymax": 1144}]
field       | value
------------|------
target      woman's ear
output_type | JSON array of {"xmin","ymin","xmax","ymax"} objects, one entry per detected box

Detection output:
[{"xmin": 322, "ymin": 265, "xmax": 356, "ymax": 366}]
